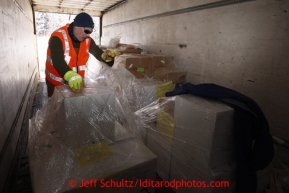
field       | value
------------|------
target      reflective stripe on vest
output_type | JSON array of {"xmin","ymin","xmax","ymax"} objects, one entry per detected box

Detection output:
[
  {"xmin": 57, "ymin": 29, "xmax": 71, "ymax": 64},
  {"xmin": 78, "ymin": 65, "xmax": 87, "ymax": 71},
  {"xmin": 45, "ymin": 69, "xmax": 65, "ymax": 84},
  {"xmin": 47, "ymin": 56, "xmax": 53, "ymax": 65}
]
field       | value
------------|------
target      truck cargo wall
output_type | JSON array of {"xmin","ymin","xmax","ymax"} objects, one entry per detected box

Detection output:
[
  {"xmin": 102, "ymin": 0, "xmax": 289, "ymax": 141},
  {"xmin": 0, "ymin": 0, "xmax": 38, "ymax": 190}
]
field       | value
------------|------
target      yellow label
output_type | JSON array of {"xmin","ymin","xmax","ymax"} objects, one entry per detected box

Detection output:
[
  {"xmin": 73, "ymin": 142, "xmax": 114, "ymax": 168},
  {"xmin": 156, "ymin": 109, "xmax": 175, "ymax": 142},
  {"xmin": 156, "ymin": 81, "xmax": 174, "ymax": 99}
]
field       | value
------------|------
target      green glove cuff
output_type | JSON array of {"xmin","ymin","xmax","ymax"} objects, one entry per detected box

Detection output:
[
  {"xmin": 64, "ymin": 70, "xmax": 79, "ymax": 82},
  {"xmin": 109, "ymin": 49, "xmax": 117, "ymax": 54},
  {"xmin": 64, "ymin": 70, "xmax": 83, "ymax": 90}
]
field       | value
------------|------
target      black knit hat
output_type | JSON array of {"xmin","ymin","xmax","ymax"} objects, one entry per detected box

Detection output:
[{"xmin": 74, "ymin": 12, "xmax": 94, "ymax": 28}]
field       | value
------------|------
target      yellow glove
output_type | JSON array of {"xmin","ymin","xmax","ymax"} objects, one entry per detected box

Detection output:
[
  {"xmin": 64, "ymin": 70, "xmax": 84, "ymax": 93},
  {"xmin": 101, "ymin": 49, "xmax": 121, "ymax": 62}
]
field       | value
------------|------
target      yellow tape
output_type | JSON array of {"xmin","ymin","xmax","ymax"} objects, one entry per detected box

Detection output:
[
  {"xmin": 156, "ymin": 81, "xmax": 174, "ymax": 99},
  {"xmin": 73, "ymin": 141, "xmax": 114, "ymax": 168},
  {"xmin": 156, "ymin": 109, "xmax": 175, "ymax": 142}
]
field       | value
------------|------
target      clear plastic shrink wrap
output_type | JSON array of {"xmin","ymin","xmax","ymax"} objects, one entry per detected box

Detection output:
[
  {"xmin": 111, "ymin": 53, "xmax": 186, "ymax": 113},
  {"xmin": 29, "ymin": 54, "xmax": 157, "ymax": 193},
  {"xmin": 134, "ymin": 95, "xmax": 237, "ymax": 193},
  {"xmin": 30, "ymin": 51, "xmax": 237, "ymax": 193},
  {"xmin": 110, "ymin": 53, "xmax": 187, "ymax": 143}
]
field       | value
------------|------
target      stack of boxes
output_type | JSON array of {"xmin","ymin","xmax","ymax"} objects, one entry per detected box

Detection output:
[
  {"xmin": 136, "ymin": 95, "xmax": 236, "ymax": 193},
  {"xmin": 29, "ymin": 86, "xmax": 157, "ymax": 193},
  {"xmin": 30, "ymin": 51, "xmax": 237, "ymax": 193},
  {"xmin": 112, "ymin": 53, "xmax": 186, "ymax": 144},
  {"xmin": 111, "ymin": 54, "xmax": 236, "ymax": 192},
  {"xmin": 112, "ymin": 53, "xmax": 186, "ymax": 112},
  {"xmin": 55, "ymin": 86, "xmax": 116, "ymax": 148},
  {"xmin": 144, "ymin": 98, "xmax": 175, "ymax": 180},
  {"xmin": 150, "ymin": 54, "xmax": 187, "ymax": 84},
  {"xmin": 171, "ymin": 95, "xmax": 236, "ymax": 193}
]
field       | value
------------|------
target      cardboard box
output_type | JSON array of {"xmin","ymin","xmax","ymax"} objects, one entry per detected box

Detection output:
[
  {"xmin": 113, "ymin": 54, "xmax": 152, "ymax": 78},
  {"xmin": 125, "ymin": 57, "xmax": 152, "ymax": 78},
  {"xmin": 154, "ymin": 70, "xmax": 187, "ymax": 84},
  {"xmin": 139, "ymin": 80, "xmax": 174, "ymax": 109},
  {"xmin": 172, "ymin": 95, "xmax": 236, "ymax": 170},
  {"xmin": 170, "ymin": 146, "xmax": 235, "ymax": 193},
  {"xmin": 146, "ymin": 128, "xmax": 172, "ymax": 181},
  {"xmin": 30, "ymin": 126, "xmax": 157, "ymax": 193},
  {"xmin": 138, "ymin": 95, "xmax": 236, "ymax": 184},
  {"xmin": 113, "ymin": 54, "xmax": 187, "ymax": 85},
  {"xmin": 149, "ymin": 54, "xmax": 175, "ymax": 71},
  {"xmin": 131, "ymin": 80, "xmax": 174, "ymax": 144},
  {"xmin": 147, "ymin": 95, "xmax": 235, "ymax": 193},
  {"xmin": 30, "ymin": 138, "xmax": 156, "ymax": 193},
  {"xmin": 55, "ymin": 86, "xmax": 116, "ymax": 148},
  {"xmin": 116, "ymin": 43, "xmax": 141, "ymax": 54},
  {"xmin": 144, "ymin": 98, "xmax": 175, "ymax": 180},
  {"xmin": 122, "ymin": 78, "xmax": 174, "ymax": 113}
]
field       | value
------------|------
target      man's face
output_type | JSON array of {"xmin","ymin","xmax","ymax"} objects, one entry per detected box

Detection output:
[{"xmin": 73, "ymin": 26, "xmax": 93, "ymax": 42}]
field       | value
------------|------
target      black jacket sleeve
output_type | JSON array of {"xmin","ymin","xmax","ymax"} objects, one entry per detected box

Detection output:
[
  {"xmin": 89, "ymin": 38, "xmax": 104, "ymax": 62},
  {"xmin": 89, "ymin": 39, "xmax": 114, "ymax": 67},
  {"xmin": 49, "ymin": 36, "xmax": 72, "ymax": 77}
]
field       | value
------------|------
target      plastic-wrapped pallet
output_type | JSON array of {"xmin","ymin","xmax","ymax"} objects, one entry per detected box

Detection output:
[
  {"xmin": 135, "ymin": 97, "xmax": 175, "ymax": 181},
  {"xmin": 135, "ymin": 95, "xmax": 236, "ymax": 193},
  {"xmin": 84, "ymin": 53, "xmax": 112, "ymax": 87},
  {"xmin": 124, "ymin": 78, "xmax": 174, "ymax": 111},
  {"xmin": 29, "ymin": 84, "xmax": 157, "ymax": 193},
  {"xmin": 54, "ymin": 86, "xmax": 116, "ymax": 148},
  {"xmin": 111, "ymin": 53, "xmax": 186, "ymax": 117},
  {"xmin": 29, "ymin": 121, "xmax": 156, "ymax": 192}
]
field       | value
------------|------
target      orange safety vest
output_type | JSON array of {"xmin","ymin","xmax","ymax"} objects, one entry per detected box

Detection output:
[{"xmin": 45, "ymin": 24, "xmax": 91, "ymax": 86}]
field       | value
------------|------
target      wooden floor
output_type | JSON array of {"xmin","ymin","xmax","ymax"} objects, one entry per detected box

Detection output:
[{"xmin": 12, "ymin": 81, "xmax": 175, "ymax": 193}]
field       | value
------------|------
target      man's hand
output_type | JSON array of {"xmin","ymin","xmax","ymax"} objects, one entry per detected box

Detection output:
[
  {"xmin": 101, "ymin": 49, "xmax": 121, "ymax": 62},
  {"xmin": 64, "ymin": 70, "xmax": 84, "ymax": 92}
]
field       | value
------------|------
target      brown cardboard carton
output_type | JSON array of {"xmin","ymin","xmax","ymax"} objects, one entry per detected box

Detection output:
[
  {"xmin": 172, "ymin": 95, "xmax": 236, "ymax": 171},
  {"xmin": 116, "ymin": 43, "xmax": 141, "ymax": 54},
  {"xmin": 144, "ymin": 98, "xmax": 175, "ymax": 180},
  {"xmin": 129, "ymin": 54, "xmax": 174, "ymax": 71},
  {"xmin": 113, "ymin": 54, "xmax": 152, "ymax": 78},
  {"xmin": 154, "ymin": 70, "xmax": 187, "ymax": 84},
  {"xmin": 150, "ymin": 55, "xmax": 174, "ymax": 71},
  {"xmin": 125, "ymin": 57, "xmax": 152, "ymax": 78}
]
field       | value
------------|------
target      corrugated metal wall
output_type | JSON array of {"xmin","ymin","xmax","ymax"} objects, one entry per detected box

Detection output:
[
  {"xmin": 0, "ymin": 0, "xmax": 38, "ymax": 190},
  {"xmin": 102, "ymin": 0, "xmax": 289, "ymax": 141}
]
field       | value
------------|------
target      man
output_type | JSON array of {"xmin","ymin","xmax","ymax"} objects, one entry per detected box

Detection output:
[{"xmin": 45, "ymin": 12, "xmax": 119, "ymax": 97}]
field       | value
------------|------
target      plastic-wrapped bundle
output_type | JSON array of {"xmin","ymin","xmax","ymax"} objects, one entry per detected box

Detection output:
[
  {"xmin": 111, "ymin": 53, "xmax": 185, "ymax": 113},
  {"xmin": 84, "ymin": 53, "xmax": 111, "ymax": 87},
  {"xmin": 112, "ymin": 53, "xmax": 187, "ymax": 84},
  {"xmin": 29, "ymin": 56, "xmax": 158, "ymax": 192},
  {"xmin": 134, "ymin": 95, "xmax": 236, "ymax": 193}
]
